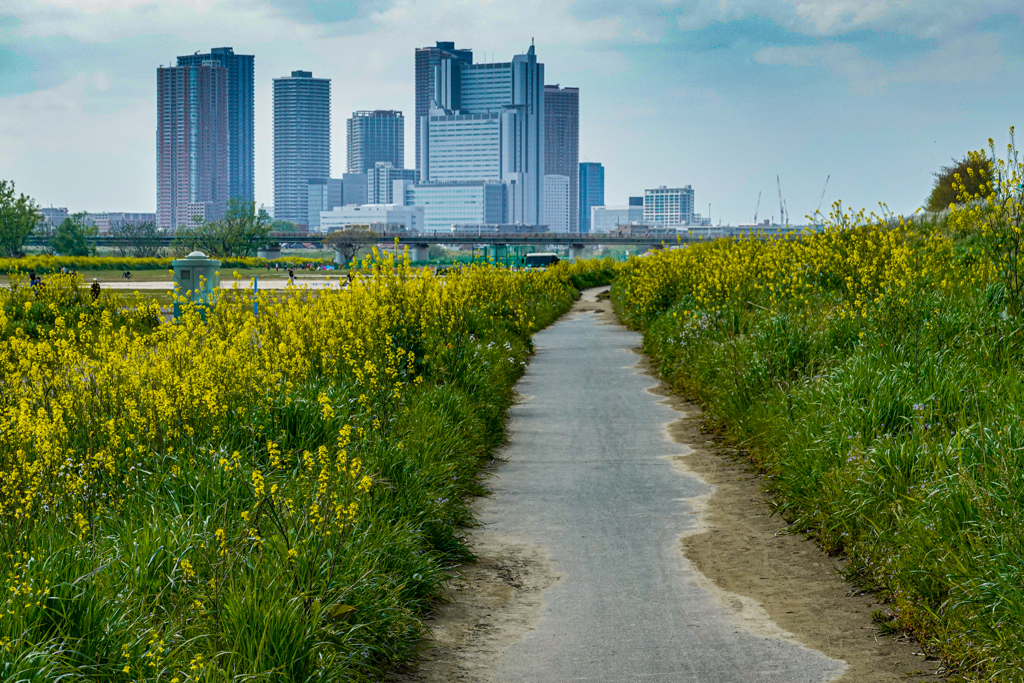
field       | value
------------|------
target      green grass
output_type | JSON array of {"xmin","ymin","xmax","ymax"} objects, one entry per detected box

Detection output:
[{"xmin": 613, "ymin": 225, "xmax": 1024, "ymax": 681}]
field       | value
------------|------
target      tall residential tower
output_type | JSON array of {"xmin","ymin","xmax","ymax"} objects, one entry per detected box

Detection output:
[
  {"xmin": 273, "ymin": 70, "xmax": 330, "ymax": 227},
  {"xmin": 544, "ymin": 85, "xmax": 579, "ymax": 232},
  {"xmin": 346, "ymin": 110, "xmax": 404, "ymax": 174},
  {"xmin": 156, "ymin": 61, "xmax": 229, "ymax": 230},
  {"xmin": 176, "ymin": 47, "xmax": 254, "ymax": 204}
]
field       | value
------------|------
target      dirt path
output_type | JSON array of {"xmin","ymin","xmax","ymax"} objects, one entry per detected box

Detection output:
[
  {"xmin": 663, "ymin": 391, "xmax": 943, "ymax": 682},
  {"xmin": 392, "ymin": 287, "xmax": 944, "ymax": 682}
]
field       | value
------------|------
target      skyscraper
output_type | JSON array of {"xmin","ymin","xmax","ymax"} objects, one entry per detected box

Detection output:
[
  {"xmin": 578, "ymin": 162, "xmax": 604, "ymax": 233},
  {"xmin": 156, "ymin": 61, "xmax": 229, "ymax": 230},
  {"xmin": 346, "ymin": 111, "xmax": 404, "ymax": 174},
  {"xmin": 273, "ymin": 71, "xmax": 330, "ymax": 227},
  {"xmin": 544, "ymin": 85, "xmax": 579, "ymax": 232},
  {"xmin": 419, "ymin": 44, "xmax": 545, "ymax": 224},
  {"xmin": 176, "ymin": 47, "xmax": 254, "ymax": 204},
  {"xmin": 415, "ymin": 41, "xmax": 473, "ymax": 179}
]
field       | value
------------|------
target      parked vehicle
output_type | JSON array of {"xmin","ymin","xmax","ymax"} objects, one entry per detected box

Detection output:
[{"xmin": 524, "ymin": 252, "xmax": 560, "ymax": 269}]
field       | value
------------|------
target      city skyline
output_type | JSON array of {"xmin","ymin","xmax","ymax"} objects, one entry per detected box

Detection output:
[{"xmin": 3, "ymin": 2, "xmax": 1024, "ymax": 224}]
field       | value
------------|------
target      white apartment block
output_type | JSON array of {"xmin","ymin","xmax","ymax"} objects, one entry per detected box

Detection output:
[{"xmin": 643, "ymin": 186, "xmax": 695, "ymax": 226}]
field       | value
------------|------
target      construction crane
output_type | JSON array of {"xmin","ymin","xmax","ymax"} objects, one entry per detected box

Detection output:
[
  {"xmin": 783, "ymin": 199, "xmax": 790, "ymax": 226},
  {"xmin": 815, "ymin": 175, "xmax": 831, "ymax": 215},
  {"xmin": 753, "ymin": 191, "xmax": 761, "ymax": 224},
  {"xmin": 776, "ymin": 176, "xmax": 785, "ymax": 226}
]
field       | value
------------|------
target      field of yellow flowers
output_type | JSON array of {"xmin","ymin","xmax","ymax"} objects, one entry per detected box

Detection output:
[
  {"xmin": 0, "ymin": 252, "xmax": 615, "ymax": 681},
  {"xmin": 613, "ymin": 198, "xmax": 1024, "ymax": 681}
]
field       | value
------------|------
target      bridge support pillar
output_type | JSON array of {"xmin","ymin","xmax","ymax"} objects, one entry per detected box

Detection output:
[
  {"xmin": 408, "ymin": 243, "xmax": 430, "ymax": 263},
  {"xmin": 568, "ymin": 243, "xmax": 586, "ymax": 261}
]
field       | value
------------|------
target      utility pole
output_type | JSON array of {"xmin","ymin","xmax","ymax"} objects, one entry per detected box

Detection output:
[
  {"xmin": 816, "ymin": 175, "xmax": 831, "ymax": 216},
  {"xmin": 776, "ymin": 176, "xmax": 785, "ymax": 226}
]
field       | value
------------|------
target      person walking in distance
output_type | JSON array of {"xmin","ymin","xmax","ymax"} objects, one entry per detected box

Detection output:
[
  {"xmin": 90, "ymin": 278, "xmax": 101, "ymax": 302},
  {"xmin": 288, "ymin": 268, "xmax": 295, "ymax": 286}
]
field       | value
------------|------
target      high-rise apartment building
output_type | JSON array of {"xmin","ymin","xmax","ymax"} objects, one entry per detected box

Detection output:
[
  {"xmin": 347, "ymin": 111, "xmax": 404, "ymax": 175},
  {"xmin": 273, "ymin": 70, "xmax": 330, "ymax": 227},
  {"xmin": 157, "ymin": 61, "xmax": 229, "ymax": 230},
  {"xmin": 644, "ymin": 186, "xmax": 695, "ymax": 226},
  {"xmin": 578, "ymin": 162, "xmax": 604, "ymax": 233},
  {"xmin": 176, "ymin": 47, "xmax": 254, "ymax": 204},
  {"xmin": 419, "ymin": 44, "xmax": 545, "ymax": 225},
  {"xmin": 544, "ymin": 85, "xmax": 579, "ymax": 232},
  {"xmin": 415, "ymin": 41, "xmax": 473, "ymax": 179},
  {"xmin": 367, "ymin": 162, "xmax": 416, "ymax": 204}
]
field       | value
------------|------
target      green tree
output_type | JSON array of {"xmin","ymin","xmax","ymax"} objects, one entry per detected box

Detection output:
[
  {"xmin": 0, "ymin": 180, "xmax": 39, "ymax": 257},
  {"xmin": 175, "ymin": 199, "xmax": 271, "ymax": 258},
  {"xmin": 51, "ymin": 213, "xmax": 97, "ymax": 256},
  {"xmin": 926, "ymin": 153, "xmax": 993, "ymax": 211}
]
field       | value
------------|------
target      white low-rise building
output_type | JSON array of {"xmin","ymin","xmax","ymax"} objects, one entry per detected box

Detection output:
[
  {"xmin": 590, "ymin": 205, "xmax": 646, "ymax": 233},
  {"xmin": 404, "ymin": 181, "xmax": 507, "ymax": 233},
  {"xmin": 320, "ymin": 204, "xmax": 424, "ymax": 233}
]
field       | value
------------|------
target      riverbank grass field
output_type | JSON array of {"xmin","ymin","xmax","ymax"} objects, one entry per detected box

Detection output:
[
  {"xmin": 613, "ymin": 180, "xmax": 1024, "ymax": 680},
  {"xmin": 0, "ymin": 253, "xmax": 615, "ymax": 681}
]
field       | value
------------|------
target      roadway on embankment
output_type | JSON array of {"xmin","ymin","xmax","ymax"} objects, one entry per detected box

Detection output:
[{"xmin": 433, "ymin": 288, "xmax": 846, "ymax": 682}]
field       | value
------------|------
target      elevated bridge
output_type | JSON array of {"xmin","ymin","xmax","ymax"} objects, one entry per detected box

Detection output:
[{"xmin": 26, "ymin": 227, "xmax": 805, "ymax": 261}]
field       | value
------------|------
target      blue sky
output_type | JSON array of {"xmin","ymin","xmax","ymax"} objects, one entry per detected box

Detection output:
[{"xmin": 1, "ymin": 0, "xmax": 1023, "ymax": 224}]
